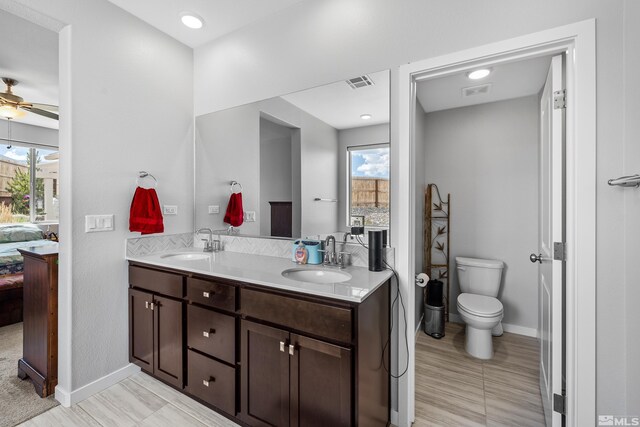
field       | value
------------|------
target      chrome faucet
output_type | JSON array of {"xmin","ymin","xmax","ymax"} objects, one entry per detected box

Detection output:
[
  {"xmin": 196, "ymin": 228, "xmax": 214, "ymax": 252},
  {"xmin": 323, "ymin": 235, "xmax": 337, "ymax": 265}
]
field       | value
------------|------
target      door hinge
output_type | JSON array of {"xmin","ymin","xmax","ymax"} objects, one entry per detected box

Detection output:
[
  {"xmin": 553, "ymin": 392, "xmax": 566, "ymax": 415},
  {"xmin": 553, "ymin": 242, "xmax": 566, "ymax": 261},
  {"xmin": 554, "ymin": 89, "xmax": 566, "ymax": 109}
]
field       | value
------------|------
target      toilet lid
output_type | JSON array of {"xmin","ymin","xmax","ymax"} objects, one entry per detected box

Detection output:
[{"xmin": 457, "ymin": 293, "xmax": 503, "ymax": 317}]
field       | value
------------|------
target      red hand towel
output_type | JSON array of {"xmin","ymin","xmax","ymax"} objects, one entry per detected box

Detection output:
[
  {"xmin": 129, "ymin": 187, "xmax": 164, "ymax": 234},
  {"xmin": 224, "ymin": 192, "xmax": 244, "ymax": 227}
]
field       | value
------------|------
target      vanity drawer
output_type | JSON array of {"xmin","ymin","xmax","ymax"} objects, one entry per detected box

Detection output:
[
  {"xmin": 240, "ymin": 288, "xmax": 352, "ymax": 343},
  {"xmin": 187, "ymin": 278, "xmax": 235, "ymax": 312},
  {"xmin": 129, "ymin": 265, "xmax": 184, "ymax": 298},
  {"xmin": 187, "ymin": 350, "xmax": 236, "ymax": 415},
  {"xmin": 187, "ymin": 305, "xmax": 235, "ymax": 364}
]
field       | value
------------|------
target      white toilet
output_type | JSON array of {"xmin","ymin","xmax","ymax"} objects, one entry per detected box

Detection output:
[{"xmin": 456, "ymin": 256, "xmax": 504, "ymax": 359}]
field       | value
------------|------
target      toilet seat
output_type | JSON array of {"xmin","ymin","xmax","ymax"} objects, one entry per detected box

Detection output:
[{"xmin": 457, "ymin": 293, "xmax": 503, "ymax": 318}]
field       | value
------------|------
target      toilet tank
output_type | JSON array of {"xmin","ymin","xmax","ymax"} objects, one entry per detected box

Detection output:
[{"xmin": 456, "ymin": 257, "xmax": 504, "ymax": 297}]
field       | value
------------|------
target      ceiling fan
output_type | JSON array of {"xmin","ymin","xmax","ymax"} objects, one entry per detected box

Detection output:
[{"xmin": 0, "ymin": 77, "xmax": 58, "ymax": 121}]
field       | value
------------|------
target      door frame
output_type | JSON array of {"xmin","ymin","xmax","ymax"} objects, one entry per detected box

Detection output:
[{"xmin": 395, "ymin": 20, "xmax": 596, "ymax": 427}]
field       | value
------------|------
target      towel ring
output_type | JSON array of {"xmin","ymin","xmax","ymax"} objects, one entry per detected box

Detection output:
[
  {"xmin": 137, "ymin": 171, "xmax": 158, "ymax": 189},
  {"xmin": 230, "ymin": 181, "xmax": 243, "ymax": 194}
]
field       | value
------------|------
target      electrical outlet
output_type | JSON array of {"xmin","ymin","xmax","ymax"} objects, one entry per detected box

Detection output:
[
  {"xmin": 163, "ymin": 205, "xmax": 178, "ymax": 215},
  {"xmin": 244, "ymin": 211, "xmax": 256, "ymax": 222},
  {"xmin": 208, "ymin": 205, "xmax": 220, "ymax": 214}
]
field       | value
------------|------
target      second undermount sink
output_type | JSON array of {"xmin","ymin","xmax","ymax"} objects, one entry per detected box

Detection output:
[
  {"xmin": 161, "ymin": 253, "xmax": 211, "ymax": 261},
  {"xmin": 282, "ymin": 267, "xmax": 351, "ymax": 284}
]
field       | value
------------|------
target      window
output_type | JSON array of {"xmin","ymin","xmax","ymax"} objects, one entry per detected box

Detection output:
[
  {"xmin": 0, "ymin": 144, "xmax": 59, "ymax": 224},
  {"xmin": 348, "ymin": 144, "xmax": 389, "ymax": 228}
]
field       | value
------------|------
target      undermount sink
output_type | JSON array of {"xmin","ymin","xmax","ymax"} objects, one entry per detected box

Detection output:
[
  {"xmin": 161, "ymin": 253, "xmax": 211, "ymax": 261},
  {"xmin": 281, "ymin": 268, "xmax": 351, "ymax": 284}
]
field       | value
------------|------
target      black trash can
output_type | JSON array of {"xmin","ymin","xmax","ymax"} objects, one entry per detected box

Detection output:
[{"xmin": 423, "ymin": 279, "xmax": 445, "ymax": 339}]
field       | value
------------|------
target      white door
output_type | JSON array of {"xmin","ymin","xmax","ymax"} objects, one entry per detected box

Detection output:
[{"xmin": 535, "ymin": 54, "xmax": 565, "ymax": 426}]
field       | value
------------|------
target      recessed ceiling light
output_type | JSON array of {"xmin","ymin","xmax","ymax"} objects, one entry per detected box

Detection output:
[
  {"xmin": 360, "ymin": 114, "xmax": 372, "ymax": 120},
  {"xmin": 467, "ymin": 69, "xmax": 491, "ymax": 80},
  {"xmin": 180, "ymin": 12, "xmax": 204, "ymax": 29}
]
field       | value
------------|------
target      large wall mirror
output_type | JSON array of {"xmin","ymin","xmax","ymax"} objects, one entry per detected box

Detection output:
[{"xmin": 195, "ymin": 70, "xmax": 390, "ymax": 239}]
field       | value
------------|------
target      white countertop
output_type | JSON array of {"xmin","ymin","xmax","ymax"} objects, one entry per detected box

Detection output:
[{"xmin": 127, "ymin": 248, "xmax": 393, "ymax": 303}]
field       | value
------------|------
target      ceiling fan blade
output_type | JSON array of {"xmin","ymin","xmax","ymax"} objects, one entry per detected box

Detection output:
[
  {"xmin": 27, "ymin": 103, "xmax": 58, "ymax": 113},
  {"xmin": 19, "ymin": 105, "xmax": 59, "ymax": 120}
]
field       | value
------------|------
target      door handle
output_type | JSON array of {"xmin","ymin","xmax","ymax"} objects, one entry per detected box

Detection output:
[
  {"xmin": 145, "ymin": 301, "xmax": 149, "ymax": 309},
  {"xmin": 289, "ymin": 344, "xmax": 295, "ymax": 356},
  {"xmin": 530, "ymin": 253, "xmax": 542, "ymax": 263},
  {"xmin": 280, "ymin": 341, "xmax": 286, "ymax": 352}
]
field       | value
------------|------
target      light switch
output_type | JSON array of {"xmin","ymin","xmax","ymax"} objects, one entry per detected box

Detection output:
[
  {"xmin": 85, "ymin": 215, "xmax": 114, "ymax": 233},
  {"xmin": 244, "ymin": 211, "xmax": 256, "ymax": 222},
  {"xmin": 208, "ymin": 205, "xmax": 220, "ymax": 214},
  {"xmin": 163, "ymin": 205, "xmax": 178, "ymax": 215}
]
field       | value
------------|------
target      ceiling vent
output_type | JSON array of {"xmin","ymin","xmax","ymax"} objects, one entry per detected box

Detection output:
[
  {"xmin": 462, "ymin": 83, "xmax": 492, "ymax": 97},
  {"xmin": 346, "ymin": 75, "xmax": 374, "ymax": 89}
]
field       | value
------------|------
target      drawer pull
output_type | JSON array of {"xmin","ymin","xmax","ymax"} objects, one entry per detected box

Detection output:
[
  {"xmin": 202, "ymin": 329, "xmax": 216, "ymax": 338},
  {"xmin": 279, "ymin": 341, "xmax": 285, "ymax": 352},
  {"xmin": 202, "ymin": 377, "xmax": 216, "ymax": 387},
  {"xmin": 202, "ymin": 291, "xmax": 216, "ymax": 298},
  {"xmin": 145, "ymin": 301, "xmax": 149, "ymax": 309},
  {"xmin": 289, "ymin": 344, "xmax": 295, "ymax": 356}
]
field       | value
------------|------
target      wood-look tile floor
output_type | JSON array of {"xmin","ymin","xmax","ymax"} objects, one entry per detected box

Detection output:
[
  {"xmin": 414, "ymin": 322, "xmax": 546, "ymax": 427},
  {"xmin": 19, "ymin": 372, "xmax": 240, "ymax": 427}
]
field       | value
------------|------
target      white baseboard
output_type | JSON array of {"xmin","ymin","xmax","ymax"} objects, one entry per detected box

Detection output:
[
  {"xmin": 448, "ymin": 314, "xmax": 538, "ymax": 338},
  {"xmin": 55, "ymin": 363, "xmax": 141, "ymax": 407},
  {"xmin": 415, "ymin": 314, "xmax": 424, "ymax": 342},
  {"xmin": 391, "ymin": 409, "xmax": 399, "ymax": 426}
]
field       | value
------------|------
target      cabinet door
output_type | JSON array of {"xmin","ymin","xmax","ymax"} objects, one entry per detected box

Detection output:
[
  {"xmin": 241, "ymin": 320, "xmax": 290, "ymax": 427},
  {"xmin": 153, "ymin": 295, "xmax": 184, "ymax": 388},
  {"xmin": 290, "ymin": 334, "xmax": 352, "ymax": 427},
  {"xmin": 129, "ymin": 288, "xmax": 154, "ymax": 372}
]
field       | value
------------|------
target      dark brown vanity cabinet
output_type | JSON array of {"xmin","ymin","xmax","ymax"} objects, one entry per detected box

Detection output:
[
  {"xmin": 128, "ymin": 261, "xmax": 390, "ymax": 426},
  {"xmin": 128, "ymin": 266, "xmax": 184, "ymax": 389},
  {"xmin": 241, "ymin": 320, "xmax": 352, "ymax": 427}
]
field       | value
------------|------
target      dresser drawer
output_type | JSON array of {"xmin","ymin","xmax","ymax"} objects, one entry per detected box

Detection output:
[
  {"xmin": 240, "ymin": 288, "xmax": 353, "ymax": 343},
  {"xmin": 187, "ymin": 305, "xmax": 235, "ymax": 364},
  {"xmin": 187, "ymin": 350, "xmax": 236, "ymax": 415},
  {"xmin": 187, "ymin": 277, "xmax": 235, "ymax": 312},
  {"xmin": 129, "ymin": 265, "xmax": 183, "ymax": 298}
]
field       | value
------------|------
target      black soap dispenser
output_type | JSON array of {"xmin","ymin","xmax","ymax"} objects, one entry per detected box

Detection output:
[{"xmin": 368, "ymin": 230, "xmax": 384, "ymax": 272}]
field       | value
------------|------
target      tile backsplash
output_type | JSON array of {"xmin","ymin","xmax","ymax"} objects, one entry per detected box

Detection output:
[{"xmin": 127, "ymin": 232, "xmax": 394, "ymax": 268}]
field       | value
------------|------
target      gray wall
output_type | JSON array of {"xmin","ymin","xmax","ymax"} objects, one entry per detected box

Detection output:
[
  {"xmin": 259, "ymin": 118, "xmax": 295, "ymax": 236},
  {"xmin": 414, "ymin": 101, "xmax": 426, "ymax": 330},
  {"xmin": 421, "ymin": 96, "xmax": 539, "ymax": 333},
  {"xmin": 196, "ymin": 96, "xmax": 338, "ymax": 237},
  {"xmin": 3, "ymin": 0, "xmax": 194, "ymax": 394},
  {"xmin": 337, "ymin": 123, "xmax": 390, "ymax": 232},
  {"xmin": 194, "ymin": 0, "xmax": 639, "ymax": 413}
]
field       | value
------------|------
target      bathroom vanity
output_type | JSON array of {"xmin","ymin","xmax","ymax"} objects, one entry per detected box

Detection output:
[{"xmin": 127, "ymin": 250, "xmax": 391, "ymax": 426}]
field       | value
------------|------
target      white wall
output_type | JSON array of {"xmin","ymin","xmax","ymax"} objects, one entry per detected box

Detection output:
[
  {"xmin": 623, "ymin": 0, "xmax": 640, "ymax": 414},
  {"xmin": 422, "ymin": 96, "xmax": 539, "ymax": 332},
  {"xmin": 0, "ymin": 121, "xmax": 58, "ymax": 147},
  {"xmin": 194, "ymin": 0, "xmax": 637, "ymax": 415},
  {"xmin": 195, "ymin": 96, "xmax": 338, "ymax": 237},
  {"xmin": 337, "ymin": 123, "xmax": 389, "ymax": 232},
  {"xmin": 259, "ymin": 118, "xmax": 294, "ymax": 236},
  {"xmin": 414, "ymin": 101, "xmax": 426, "ymax": 329},
  {"xmin": 2, "ymin": 0, "xmax": 194, "ymax": 397}
]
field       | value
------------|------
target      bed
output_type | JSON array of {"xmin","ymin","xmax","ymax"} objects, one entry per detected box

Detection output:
[{"xmin": 0, "ymin": 224, "xmax": 57, "ymax": 327}]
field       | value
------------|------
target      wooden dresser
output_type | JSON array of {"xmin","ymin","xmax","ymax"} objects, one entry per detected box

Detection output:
[{"xmin": 17, "ymin": 245, "xmax": 58, "ymax": 398}]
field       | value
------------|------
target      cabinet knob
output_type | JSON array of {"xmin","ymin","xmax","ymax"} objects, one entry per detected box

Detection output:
[
  {"xmin": 202, "ymin": 329, "xmax": 216, "ymax": 338},
  {"xmin": 279, "ymin": 341, "xmax": 286, "ymax": 352},
  {"xmin": 202, "ymin": 377, "xmax": 216, "ymax": 387},
  {"xmin": 289, "ymin": 344, "xmax": 295, "ymax": 356},
  {"xmin": 150, "ymin": 302, "xmax": 154, "ymax": 311},
  {"xmin": 145, "ymin": 301, "xmax": 149, "ymax": 309},
  {"xmin": 202, "ymin": 291, "xmax": 215, "ymax": 298}
]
